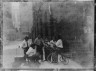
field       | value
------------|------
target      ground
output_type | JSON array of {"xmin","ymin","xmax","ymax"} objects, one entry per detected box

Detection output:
[{"xmin": 3, "ymin": 40, "xmax": 83, "ymax": 69}]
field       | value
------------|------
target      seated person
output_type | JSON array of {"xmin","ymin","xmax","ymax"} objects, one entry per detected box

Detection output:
[
  {"xmin": 26, "ymin": 44, "xmax": 36, "ymax": 57},
  {"xmin": 52, "ymin": 35, "xmax": 63, "ymax": 63},
  {"xmin": 49, "ymin": 37, "xmax": 56, "ymax": 48},
  {"xmin": 26, "ymin": 44, "xmax": 41, "ymax": 63},
  {"xmin": 55, "ymin": 35, "xmax": 63, "ymax": 48},
  {"xmin": 51, "ymin": 35, "xmax": 63, "ymax": 54}
]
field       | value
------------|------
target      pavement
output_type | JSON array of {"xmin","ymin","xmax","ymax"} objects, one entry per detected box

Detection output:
[{"xmin": 3, "ymin": 41, "xmax": 83, "ymax": 69}]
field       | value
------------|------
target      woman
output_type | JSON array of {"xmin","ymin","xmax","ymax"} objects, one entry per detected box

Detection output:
[
  {"xmin": 51, "ymin": 35, "xmax": 63, "ymax": 63},
  {"xmin": 55, "ymin": 35, "xmax": 63, "ymax": 49}
]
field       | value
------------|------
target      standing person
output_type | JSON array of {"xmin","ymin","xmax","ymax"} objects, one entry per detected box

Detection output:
[
  {"xmin": 43, "ymin": 37, "xmax": 50, "ymax": 61},
  {"xmin": 34, "ymin": 34, "xmax": 43, "ymax": 60},
  {"xmin": 19, "ymin": 36, "xmax": 31, "ymax": 57}
]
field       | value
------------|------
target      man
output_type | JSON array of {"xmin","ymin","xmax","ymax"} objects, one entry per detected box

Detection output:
[
  {"xmin": 19, "ymin": 36, "xmax": 32, "ymax": 57},
  {"xmin": 34, "ymin": 34, "xmax": 43, "ymax": 60},
  {"xmin": 43, "ymin": 37, "xmax": 50, "ymax": 61}
]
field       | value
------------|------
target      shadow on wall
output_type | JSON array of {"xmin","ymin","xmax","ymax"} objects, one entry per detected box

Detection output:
[
  {"xmin": 31, "ymin": 1, "xmax": 94, "ymax": 68},
  {"xmin": 3, "ymin": 1, "xmax": 94, "ymax": 68}
]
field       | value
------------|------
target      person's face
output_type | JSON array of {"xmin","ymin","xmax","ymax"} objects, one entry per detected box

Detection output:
[
  {"xmin": 25, "ymin": 39, "xmax": 28, "ymax": 41},
  {"xmin": 38, "ymin": 35, "xmax": 41, "ymax": 39},
  {"xmin": 53, "ymin": 37, "xmax": 55, "ymax": 41},
  {"xmin": 45, "ymin": 38, "xmax": 48, "ymax": 40}
]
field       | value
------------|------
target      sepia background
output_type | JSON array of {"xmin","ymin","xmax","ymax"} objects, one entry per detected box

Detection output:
[{"xmin": 2, "ymin": 0, "xmax": 94, "ymax": 69}]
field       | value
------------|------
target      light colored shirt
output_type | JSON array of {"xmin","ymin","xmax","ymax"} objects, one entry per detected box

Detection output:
[
  {"xmin": 26, "ymin": 47, "xmax": 36, "ymax": 57},
  {"xmin": 55, "ymin": 39, "xmax": 63, "ymax": 48},
  {"xmin": 19, "ymin": 39, "xmax": 32, "ymax": 48}
]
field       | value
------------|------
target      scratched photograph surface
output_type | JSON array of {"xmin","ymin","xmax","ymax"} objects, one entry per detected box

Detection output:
[
  {"xmin": 0, "ymin": 0, "xmax": 3, "ymax": 69},
  {"xmin": 1, "ymin": 69, "xmax": 94, "ymax": 71},
  {"xmin": 2, "ymin": 0, "xmax": 94, "ymax": 69}
]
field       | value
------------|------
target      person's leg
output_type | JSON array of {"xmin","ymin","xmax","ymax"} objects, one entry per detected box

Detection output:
[
  {"xmin": 58, "ymin": 48, "xmax": 63, "ymax": 54},
  {"xmin": 41, "ymin": 47, "xmax": 43, "ymax": 60},
  {"xmin": 29, "ymin": 54, "xmax": 40, "ymax": 63},
  {"xmin": 29, "ymin": 55, "xmax": 35, "ymax": 62},
  {"xmin": 24, "ymin": 49, "xmax": 27, "ymax": 59},
  {"xmin": 24, "ymin": 49, "xmax": 26, "ymax": 55},
  {"xmin": 45, "ymin": 48, "xmax": 50, "ymax": 61},
  {"xmin": 26, "ymin": 47, "xmax": 29, "ymax": 52},
  {"xmin": 37, "ymin": 46, "xmax": 43, "ymax": 60},
  {"xmin": 24, "ymin": 47, "xmax": 29, "ymax": 55},
  {"xmin": 36, "ymin": 45, "xmax": 42, "ymax": 60},
  {"xmin": 45, "ymin": 48, "xmax": 47, "ymax": 60},
  {"xmin": 39, "ymin": 50, "xmax": 43, "ymax": 60},
  {"xmin": 56, "ymin": 48, "xmax": 63, "ymax": 62},
  {"xmin": 25, "ymin": 55, "xmax": 29, "ymax": 62},
  {"xmin": 36, "ymin": 45, "xmax": 39, "ymax": 53},
  {"xmin": 24, "ymin": 47, "xmax": 29, "ymax": 60},
  {"xmin": 33, "ymin": 54, "xmax": 40, "ymax": 62}
]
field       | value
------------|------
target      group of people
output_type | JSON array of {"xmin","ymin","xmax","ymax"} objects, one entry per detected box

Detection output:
[{"xmin": 19, "ymin": 34, "xmax": 63, "ymax": 63}]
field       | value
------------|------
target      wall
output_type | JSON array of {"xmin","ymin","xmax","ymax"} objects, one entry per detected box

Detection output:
[
  {"xmin": 3, "ymin": 1, "xmax": 94, "ymax": 68},
  {"xmin": 3, "ymin": 2, "xmax": 33, "ymax": 45},
  {"xmin": 31, "ymin": 1, "xmax": 94, "ymax": 68}
]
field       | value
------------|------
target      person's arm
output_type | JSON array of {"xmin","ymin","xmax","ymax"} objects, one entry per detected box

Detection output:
[
  {"xmin": 56, "ymin": 40, "xmax": 63, "ymax": 47},
  {"xmin": 28, "ymin": 39, "xmax": 32, "ymax": 47},
  {"xmin": 34, "ymin": 38, "xmax": 37, "ymax": 45},
  {"xmin": 18, "ymin": 40, "xmax": 25, "ymax": 48},
  {"xmin": 56, "ymin": 40, "xmax": 63, "ymax": 48},
  {"xmin": 56, "ymin": 40, "xmax": 60, "ymax": 46},
  {"xmin": 26, "ymin": 47, "xmax": 33, "ymax": 55}
]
